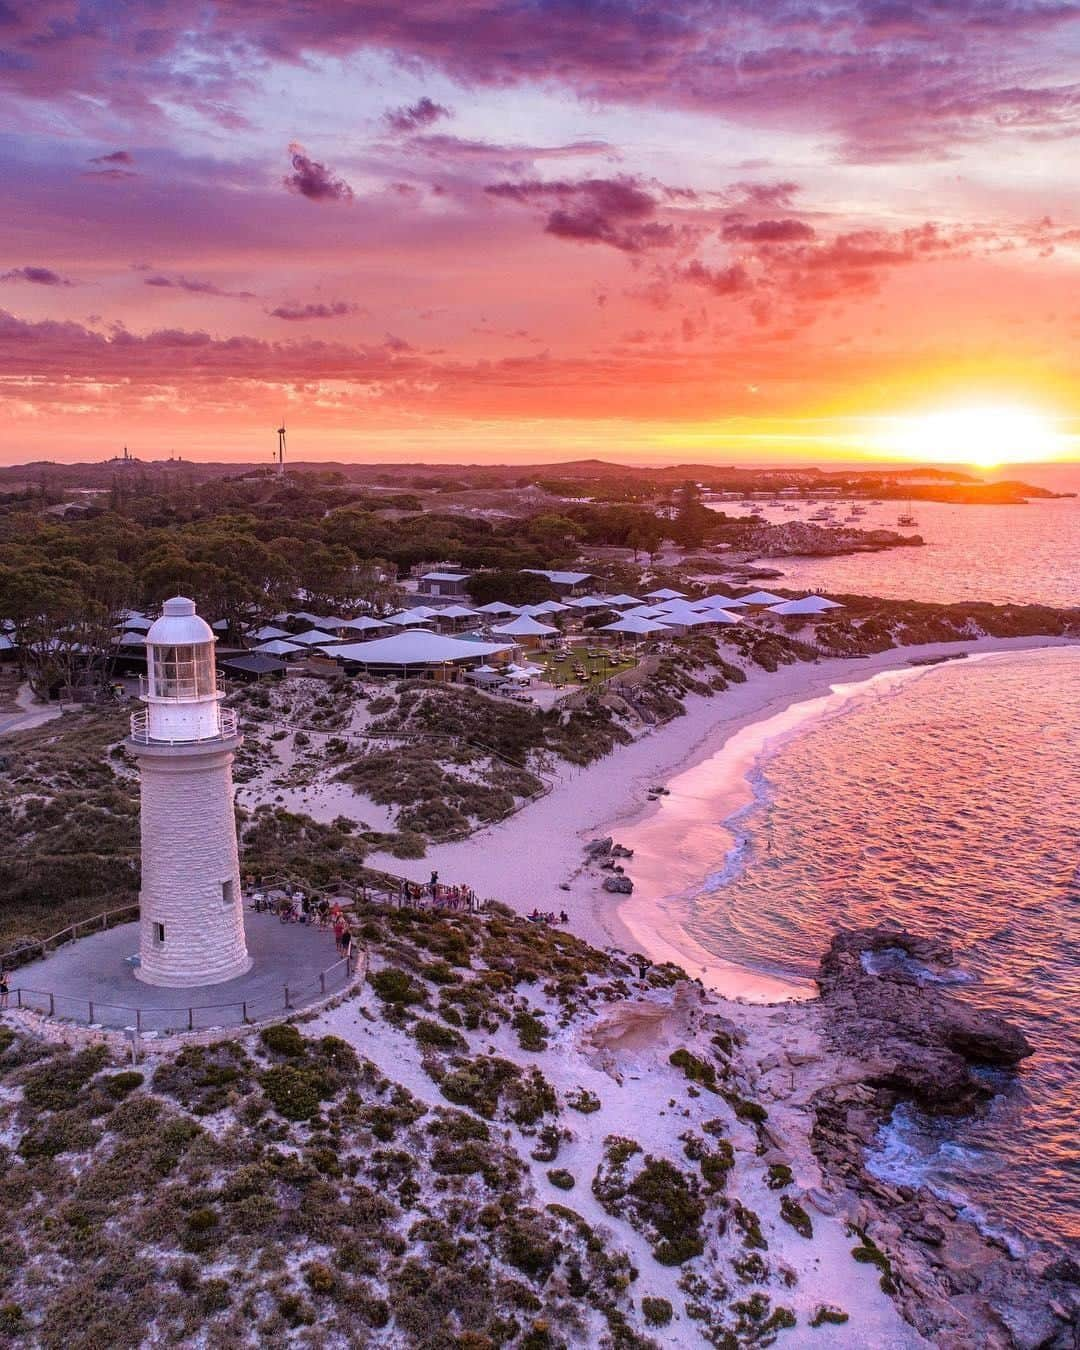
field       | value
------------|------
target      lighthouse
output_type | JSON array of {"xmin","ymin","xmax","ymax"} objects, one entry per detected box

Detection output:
[{"xmin": 127, "ymin": 597, "xmax": 251, "ymax": 987}]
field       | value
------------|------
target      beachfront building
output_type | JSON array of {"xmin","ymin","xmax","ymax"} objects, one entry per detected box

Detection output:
[
  {"xmin": 490, "ymin": 615, "xmax": 560, "ymax": 648},
  {"xmin": 417, "ymin": 570, "xmax": 471, "ymax": 598},
  {"xmin": 323, "ymin": 629, "xmax": 516, "ymax": 680},
  {"xmin": 521, "ymin": 568, "xmax": 594, "ymax": 595},
  {"xmin": 767, "ymin": 596, "xmax": 844, "ymax": 617},
  {"xmin": 127, "ymin": 597, "xmax": 250, "ymax": 988}
]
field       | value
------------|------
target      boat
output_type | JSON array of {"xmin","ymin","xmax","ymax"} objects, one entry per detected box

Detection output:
[{"xmin": 897, "ymin": 501, "xmax": 919, "ymax": 527}]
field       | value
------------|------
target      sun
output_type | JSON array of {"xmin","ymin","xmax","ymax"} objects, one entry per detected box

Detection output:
[{"xmin": 874, "ymin": 403, "xmax": 1065, "ymax": 470}]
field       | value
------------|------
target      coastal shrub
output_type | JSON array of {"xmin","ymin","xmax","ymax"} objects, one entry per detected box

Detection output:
[
  {"xmin": 369, "ymin": 967, "xmax": 425, "ymax": 1005},
  {"xmin": 260, "ymin": 1023, "xmax": 307, "ymax": 1057},
  {"xmin": 412, "ymin": 1018, "xmax": 467, "ymax": 1052},
  {"xmin": 21, "ymin": 1045, "xmax": 109, "ymax": 1112},
  {"xmin": 722, "ymin": 1090, "xmax": 768, "ymax": 1124},
  {"xmin": 850, "ymin": 1231, "xmax": 897, "ymax": 1294},
  {"xmin": 566, "ymin": 1088, "xmax": 601, "ymax": 1113},
  {"xmin": 733, "ymin": 1202, "xmax": 768, "ymax": 1251},
  {"xmin": 547, "ymin": 1169, "xmax": 575, "ymax": 1191},
  {"xmin": 507, "ymin": 1068, "xmax": 559, "ymax": 1126},
  {"xmin": 152, "ymin": 1042, "xmax": 253, "ymax": 1115},
  {"xmin": 103, "ymin": 1071, "xmax": 144, "ymax": 1099},
  {"xmin": 530, "ymin": 1124, "xmax": 561, "ymax": 1162},
  {"xmin": 766, "ymin": 1163, "xmax": 794, "ymax": 1190},
  {"xmin": 512, "ymin": 1010, "xmax": 549, "ymax": 1052},
  {"xmin": 733, "ymin": 1253, "xmax": 769, "ymax": 1284},
  {"xmin": 780, "ymin": 1196, "xmax": 813, "ymax": 1239},
  {"xmin": 641, "ymin": 1297, "xmax": 673, "ymax": 1327},
  {"xmin": 260, "ymin": 1065, "xmax": 332, "ymax": 1121},
  {"xmin": 669, "ymin": 1048, "xmax": 718, "ymax": 1091},
  {"xmin": 389, "ymin": 831, "xmax": 427, "ymax": 859},
  {"xmin": 810, "ymin": 1306, "xmax": 850, "ymax": 1327},
  {"xmin": 439, "ymin": 1055, "xmax": 521, "ymax": 1119}
]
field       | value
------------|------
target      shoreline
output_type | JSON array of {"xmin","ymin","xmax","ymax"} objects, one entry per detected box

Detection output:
[{"xmin": 380, "ymin": 633, "xmax": 1078, "ymax": 999}]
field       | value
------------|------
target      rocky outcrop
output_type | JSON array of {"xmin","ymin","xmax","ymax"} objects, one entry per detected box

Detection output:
[
  {"xmin": 809, "ymin": 927, "xmax": 1076, "ymax": 1350},
  {"xmin": 742, "ymin": 521, "xmax": 924, "ymax": 558},
  {"xmin": 817, "ymin": 927, "xmax": 1032, "ymax": 1113}
]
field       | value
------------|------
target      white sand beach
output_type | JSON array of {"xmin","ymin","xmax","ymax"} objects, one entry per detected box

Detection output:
[{"xmin": 378, "ymin": 634, "xmax": 1078, "ymax": 999}]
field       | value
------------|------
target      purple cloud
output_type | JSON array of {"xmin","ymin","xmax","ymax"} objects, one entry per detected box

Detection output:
[
  {"xmin": 384, "ymin": 96, "xmax": 451, "ymax": 133},
  {"xmin": 89, "ymin": 150, "xmax": 134, "ymax": 165},
  {"xmin": 269, "ymin": 300, "xmax": 359, "ymax": 320},
  {"xmin": 486, "ymin": 175, "xmax": 684, "ymax": 252},
  {"xmin": 284, "ymin": 143, "xmax": 354, "ymax": 203},
  {"xmin": 1, "ymin": 266, "xmax": 73, "ymax": 286},
  {"xmin": 144, "ymin": 273, "xmax": 255, "ymax": 298},
  {"xmin": 722, "ymin": 218, "xmax": 816, "ymax": 244}
]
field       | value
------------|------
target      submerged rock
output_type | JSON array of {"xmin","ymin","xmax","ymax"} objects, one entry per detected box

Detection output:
[{"xmin": 602, "ymin": 875, "xmax": 633, "ymax": 894}]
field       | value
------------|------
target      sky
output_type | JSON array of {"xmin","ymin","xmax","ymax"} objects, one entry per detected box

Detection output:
[{"xmin": 1, "ymin": 0, "xmax": 1079, "ymax": 466}]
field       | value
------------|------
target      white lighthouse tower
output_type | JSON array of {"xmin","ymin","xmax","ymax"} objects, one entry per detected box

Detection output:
[{"xmin": 127, "ymin": 597, "xmax": 251, "ymax": 987}]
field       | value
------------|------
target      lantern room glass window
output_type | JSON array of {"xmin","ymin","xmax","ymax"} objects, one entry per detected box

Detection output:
[{"xmin": 150, "ymin": 643, "xmax": 216, "ymax": 699}]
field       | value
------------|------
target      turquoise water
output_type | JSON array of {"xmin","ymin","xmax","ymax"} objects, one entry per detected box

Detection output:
[{"xmin": 688, "ymin": 646, "xmax": 1080, "ymax": 1245}]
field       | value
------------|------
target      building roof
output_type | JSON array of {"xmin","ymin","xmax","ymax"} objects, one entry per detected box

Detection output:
[
  {"xmin": 113, "ymin": 630, "xmax": 148, "ymax": 646},
  {"xmin": 567, "ymin": 595, "xmax": 612, "ymax": 609},
  {"xmin": 218, "ymin": 653, "xmax": 287, "ymax": 676},
  {"xmin": 254, "ymin": 639, "xmax": 303, "ymax": 656},
  {"xmin": 435, "ymin": 605, "xmax": 480, "ymax": 619},
  {"xmin": 474, "ymin": 601, "xmax": 518, "ymax": 615},
  {"xmin": 738, "ymin": 590, "xmax": 785, "ymax": 605},
  {"xmin": 768, "ymin": 595, "xmax": 844, "ymax": 615},
  {"xmin": 338, "ymin": 616, "xmax": 390, "ymax": 632},
  {"xmin": 604, "ymin": 594, "xmax": 644, "ymax": 607},
  {"xmin": 252, "ymin": 624, "xmax": 290, "ymax": 641},
  {"xmin": 645, "ymin": 587, "xmax": 686, "ymax": 600},
  {"xmin": 289, "ymin": 628, "xmax": 340, "ymax": 645},
  {"xmin": 694, "ymin": 594, "xmax": 748, "ymax": 609},
  {"xmin": 326, "ymin": 630, "xmax": 515, "ymax": 666},
  {"xmin": 420, "ymin": 571, "xmax": 470, "ymax": 582},
  {"xmin": 521, "ymin": 568, "xmax": 592, "ymax": 586},
  {"xmin": 601, "ymin": 616, "xmax": 671, "ymax": 635},
  {"xmin": 384, "ymin": 609, "xmax": 435, "ymax": 626},
  {"xmin": 491, "ymin": 616, "xmax": 559, "ymax": 636}
]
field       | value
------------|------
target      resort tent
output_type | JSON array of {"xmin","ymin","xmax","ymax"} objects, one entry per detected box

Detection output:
[
  {"xmin": 254, "ymin": 638, "xmax": 303, "ymax": 656},
  {"xmin": 252, "ymin": 624, "xmax": 290, "ymax": 641},
  {"xmin": 115, "ymin": 615, "xmax": 153, "ymax": 633},
  {"xmin": 521, "ymin": 568, "xmax": 593, "ymax": 593},
  {"xmin": 566, "ymin": 595, "xmax": 613, "ymax": 610},
  {"xmin": 692, "ymin": 608, "xmax": 742, "ymax": 625},
  {"xmin": 113, "ymin": 630, "xmax": 147, "ymax": 646},
  {"xmin": 325, "ymin": 630, "xmax": 515, "ymax": 677},
  {"xmin": 622, "ymin": 604, "xmax": 668, "ymax": 618},
  {"xmin": 217, "ymin": 653, "xmax": 287, "ymax": 682},
  {"xmin": 655, "ymin": 605, "xmax": 737, "ymax": 628},
  {"xmin": 520, "ymin": 601, "xmax": 568, "ymax": 616},
  {"xmin": 601, "ymin": 615, "xmax": 671, "ymax": 637},
  {"xmin": 338, "ymin": 616, "xmax": 391, "ymax": 634},
  {"xmin": 645, "ymin": 587, "xmax": 687, "ymax": 600},
  {"xmin": 693, "ymin": 594, "xmax": 748, "ymax": 610},
  {"xmin": 604, "ymin": 594, "xmax": 644, "ymax": 607},
  {"xmin": 289, "ymin": 628, "xmax": 340, "ymax": 646},
  {"xmin": 475, "ymin": 601, "xmax": 518, "ymax": 616},
  {"xmin": 737, "ymin": 590, "xmax": 784, "ymax": 606},
  {"xmin": 768, "ymin": 596, "xmax": 844, "ymax": 616},
  {"xmin": 384, "ymin": 609, "xmax": 435, "ymax": 626},
  {"xmin": 435, "ymin": 604, "xmax": 479, "ymax": 619},
  {"xmin": 490, "ymin": 616, "xmax": 559, "ymax": 638}
]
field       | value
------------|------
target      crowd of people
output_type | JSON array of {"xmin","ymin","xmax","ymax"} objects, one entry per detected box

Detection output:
[{"xmin": 528, "ymin": 908, "xmax": 569, "ymax": 925}]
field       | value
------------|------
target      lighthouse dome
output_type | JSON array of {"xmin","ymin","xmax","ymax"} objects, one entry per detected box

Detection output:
[{"xmin": 146, "ymin": 596, "xmax": 215, "ymax": 647}]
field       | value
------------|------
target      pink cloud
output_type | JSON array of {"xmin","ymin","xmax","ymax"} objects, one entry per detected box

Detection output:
[{"xmin": 283, "ymin": 144, "xmax": 354, "ymax": 203}]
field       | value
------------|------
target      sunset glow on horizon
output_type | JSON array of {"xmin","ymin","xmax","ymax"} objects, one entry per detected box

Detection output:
[{"xmin": 1, "ymin": 2, "xmax": 1079, "ymax": 467}]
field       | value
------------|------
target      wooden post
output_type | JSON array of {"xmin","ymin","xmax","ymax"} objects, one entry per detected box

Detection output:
[
  {"xmin": 88, "ymin": 1000, "xmax": 94, "ymax": 1023},
  {"xmin": 48, "ymin": 993, "xmax": 54, "ymax": 1016},
  {"xmin": 188, "ymin": 1007, "xmax": 193, "ymax": 1031},
  {"xmin": 136, "ymin": 1009, "xmax": 142, "ymax": 1034},
  {"xmin": 242, "ymin": 1001, "xmax": 248, "ymax": 1024},
  {"xmin": 284, "ymin": 984, "xmax": 290, "ymax": 1009},
  {"xmin": 320, "ymin": 972, "xmax": 326, "ymax": 995}
]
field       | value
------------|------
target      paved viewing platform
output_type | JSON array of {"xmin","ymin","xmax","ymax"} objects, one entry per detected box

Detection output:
[{"xmin": 7, "ymin": 911, "xmax": 351, "ymax": 1033}]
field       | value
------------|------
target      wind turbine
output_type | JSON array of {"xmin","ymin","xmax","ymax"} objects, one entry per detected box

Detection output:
[{"xmin": 275, "ymin": 420, "xmax": 286, "ymax": 476}]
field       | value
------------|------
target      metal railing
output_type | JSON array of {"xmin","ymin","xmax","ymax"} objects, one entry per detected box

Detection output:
[
  {"xmin": 6, "ymin": 950, "xmax": 365, "ymax": 1035},
  {"xmin": 129, "ymin": 705, "xmax": 238, "ymax": 744},
  {"xmin": 1, "ymin": 905, "xmax": 140, "ymax": 971}
]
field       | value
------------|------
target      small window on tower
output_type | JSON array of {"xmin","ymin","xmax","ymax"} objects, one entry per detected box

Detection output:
[
  {"xmin": 222, "ymin": 878, "xmax": 234, "ymax": 906},
  {"xmin": 154, "ymin": 922, "xmax": 165, "ymax": 945}
]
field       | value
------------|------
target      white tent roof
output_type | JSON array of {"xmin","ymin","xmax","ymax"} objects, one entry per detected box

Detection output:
[
  {"xmin": 623, "ymin": 605, "xmax": 668, "ymax": 619},
  {"xmin": 645, "ymin": 587, "xmax": 686, "ymax": 600},
  {"xmin": 435, "ymin": 604, "xmax": 480, "ymax": 619},
  {"xmin": 519, "ymin": 601, "xmax": 565, "ymax": 616},
  {"xmin": 601, "ymin": 615, "xmax": 671, "ymax": 635},
  {"xmin": 738, "ymin": 590, "xmax": 784, "ymax": 605},
  {"xmin": 327, "ymin": 630, "xmax": 515, "ymax": 666},
  {"xmin": 384, "ymin": 610, "xmax": 435, "ymax": 626},
  {"xmin": 338, "ymin": 616, "xmax": 390, "ymax": 632},
  {"xmin": 113, "ymin": 630, "xmax": 147, "ymax": 646},
  {"xmin": 290, "ymin": 629, "xmax": 339, "ymax": 646},
  {"xmin": 115, "ymin": 615, "xmax": 153, "ymax": 631},
  {"xmin": 768, "ymin": 595, "xmax": 844, "ymax": 616},
  {"xmin": 472, "ymin": 663, "xmax": 502, "ymax": 674},
  {"xmin": 694, "ymin": 594, "xmax": 748, "ymax": 609},
  {"xmin": 255, "ymin": 638, "xmax": 303, "ymax": 655},
  {"xmin": 421, "ymin": 571, "xmax": 469, "ymax": 582},
  {"xmin": 657, "ymin": 605, "xmax": 739, "ymax": 627},
  {"xmin": 253, "ymin": 624, "xmax": 289, "ymax": 641},
  {"xmin": 0, "ymin": 634, "xmax": 14, "ymax": 652},
  {"xmin": 567, "ymin": 594, "xmax": 612, "ymax": 609},
  {"xmin": 474, "ymin": 601, "xmax": 517, "ymax": 615},
  {"xmin": 604, "ymin": 594, "xmax": 644, "ymax": 607},
  {"xmin": 491, "ymin": 616, "xmax": 559, "ymax": 636},
  {"xmin": 522, "ymin": 568, "xmax": 592, "ymax": 586}
]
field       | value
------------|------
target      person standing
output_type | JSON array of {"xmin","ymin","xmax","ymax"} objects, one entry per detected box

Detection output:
[{"xmin": 0, "ymin": 969, "xmax": 8, "ymax": 1010}]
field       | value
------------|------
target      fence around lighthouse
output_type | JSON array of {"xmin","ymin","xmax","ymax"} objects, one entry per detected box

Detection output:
[{"xmin": 129, "ymin": 705, "xmax": 238, "ymax": 744}]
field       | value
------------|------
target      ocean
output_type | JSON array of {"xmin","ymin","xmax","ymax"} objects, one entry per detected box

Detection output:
[
  {"xmin": 731, "ymin": 462, "xmax": 1080, "ymax": 608},
  {"xmin": 681, "ymin": 647, "xmax": 1080, "ymax": 1248}
]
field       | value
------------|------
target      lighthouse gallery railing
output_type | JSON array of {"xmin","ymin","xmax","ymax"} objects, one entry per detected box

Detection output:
[{"xmin": 129, "ymin": 705, "xmax": 238, "ymax": 744}]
